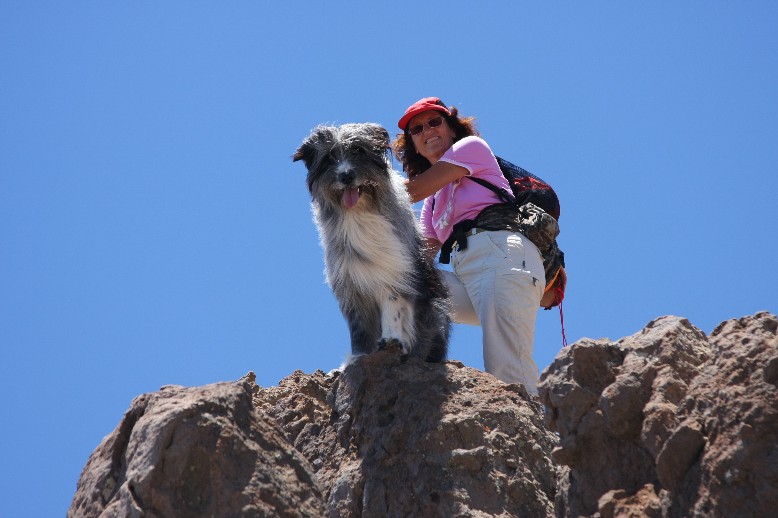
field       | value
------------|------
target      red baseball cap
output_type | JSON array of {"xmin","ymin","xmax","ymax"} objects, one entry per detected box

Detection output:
[{"xmin": 397, "ymin": 97, "xmax": 451, "ymax": 131}]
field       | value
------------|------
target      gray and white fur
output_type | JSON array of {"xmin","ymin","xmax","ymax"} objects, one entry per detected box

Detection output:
[{"xmin": 293, "ymin": 123, "xmax": 450, "ymax": 363}]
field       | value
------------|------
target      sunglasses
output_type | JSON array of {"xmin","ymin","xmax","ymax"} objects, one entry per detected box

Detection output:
[{"xmin": 408, "ymin": 116, "xmax": 444, "ymax": 136}]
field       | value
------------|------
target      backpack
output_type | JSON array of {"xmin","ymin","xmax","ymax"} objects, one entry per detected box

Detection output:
[
  {"xmin": 464, "ymin": 156, "xmax": 560, "ymax": 221},
  {"xmin": 440, "ymin": 156, "xmax": 567, "ymax": 311}
]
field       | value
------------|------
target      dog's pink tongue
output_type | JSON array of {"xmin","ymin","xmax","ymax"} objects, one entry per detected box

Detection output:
[{"xmin": 343, "ymin": 187, "xmax": 360, "ymax": 208}]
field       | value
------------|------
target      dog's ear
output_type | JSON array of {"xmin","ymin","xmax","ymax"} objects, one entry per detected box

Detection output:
[
  {"xmin": 292, "ymin": 141, "xmax": 312, "ymax": 166},
  {"xmin": 293, "ymin": 126, "xmax": 336, "ymax": 169},
  {"xmin": 293, "ymin": 133, "xmax": 323, "ymax": 171}
]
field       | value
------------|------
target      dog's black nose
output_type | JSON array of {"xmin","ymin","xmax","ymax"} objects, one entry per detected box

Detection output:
[{"xmin": 338, "ymin": 169, "xmax": 356, "ymax": 185}]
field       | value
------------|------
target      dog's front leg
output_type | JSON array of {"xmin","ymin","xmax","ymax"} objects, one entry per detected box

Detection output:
[{"xmin": 378, "ymin": 294, "xmax": 416, "ymax": 355}]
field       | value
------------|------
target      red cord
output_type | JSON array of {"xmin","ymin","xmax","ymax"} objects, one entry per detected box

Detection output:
[{"xmin": 558, "ymin": 299, "xmax": 568, "ymax": 347}]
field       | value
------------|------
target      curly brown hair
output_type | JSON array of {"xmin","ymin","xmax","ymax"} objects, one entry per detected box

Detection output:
[{"xmin": 392, "ymin": 104, "xmax": 480, "ymax": 178}]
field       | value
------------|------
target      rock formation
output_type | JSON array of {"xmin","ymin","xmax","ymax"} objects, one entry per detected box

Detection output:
[
  {"xmin": 69, "ymin": 312, "xmax": 777, "ymax": 517},
  {"xmin": 254, "ymin": 351, "xmax": 558, "ymax": 517},
  {"xmin": 67, "ymin": 380, "xmax": 327, "ymax": 517},
  {"xmin": 540, "ymin": 311, "xmax": 778, "ymax": 517}
]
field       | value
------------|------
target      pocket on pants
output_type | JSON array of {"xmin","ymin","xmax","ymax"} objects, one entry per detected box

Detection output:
[
  {"xmin": 485, "ymin": 232, "xmax": 509, "ymax": 259},
  {"xmin": 494, "ymin": 268, "xmax": 542, "ymax": 318},
  {"xmin": 486, "ymin": 232, "xmax": 530, "ymax": 274}
]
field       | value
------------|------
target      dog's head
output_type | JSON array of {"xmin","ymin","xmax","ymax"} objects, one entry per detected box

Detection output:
[{"xmin": 293, "ymin": 123, "xmax": 392, "ymax": 209}]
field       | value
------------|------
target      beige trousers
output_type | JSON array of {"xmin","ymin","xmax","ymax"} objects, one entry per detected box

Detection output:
[{"xmin": 442, "ymin": 230, "xmax": 544, "ymax": 395}]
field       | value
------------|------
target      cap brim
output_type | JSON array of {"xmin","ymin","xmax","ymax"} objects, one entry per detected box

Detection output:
[{"xmin": 398, "ymin": 105, "xmax": 450, "ymax": 131}]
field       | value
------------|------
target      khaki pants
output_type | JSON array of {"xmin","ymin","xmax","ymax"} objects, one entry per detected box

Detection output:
[{"xmin": 442, "ymin": 230, "xmax": 544, "ymax": 395}]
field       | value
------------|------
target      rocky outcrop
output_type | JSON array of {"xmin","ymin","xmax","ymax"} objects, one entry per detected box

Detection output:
[
  {"xmin": 67, "ymin": 379, "xmax": 327, "ymax": 518},
  {"xmin": 68, "ymin": 352, "xmax": 558, "ymax": 518},
  {"xmin": 69, "ymin": 312, "xmax": 778, "ymax": 517},
  {"xmin": 540, "ymin": 311, "xmax": 778, "ymax": 517},
  {"xmin": 255, "ymin": 351, "xmax": 558, "ymax": 517}
]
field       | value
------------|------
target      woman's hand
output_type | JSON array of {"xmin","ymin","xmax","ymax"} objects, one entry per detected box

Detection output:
[{"xmin": 404, "ymin": 161, "xmax": 469, "ymax": 203}]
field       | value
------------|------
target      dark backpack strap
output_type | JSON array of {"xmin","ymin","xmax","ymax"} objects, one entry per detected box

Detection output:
[
  {"xmin": 465, "ymin": 176, "xmax": 516, "ymax": 205},
  {"xmin": 430, "ymin": 174, "xmax": 515, "ymax": 213},
  {"xmin": 438, "ymin": 218, "xmax": 477, "ymax": 264}
]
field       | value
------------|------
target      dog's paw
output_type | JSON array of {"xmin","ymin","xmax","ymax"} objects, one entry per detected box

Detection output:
[{"xmin": 377, "ymin": 338, "xmax": 406, "ymax": 354}]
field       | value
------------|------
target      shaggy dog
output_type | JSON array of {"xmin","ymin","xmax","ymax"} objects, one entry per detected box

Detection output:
[{"xmin": 293, "ymin": 123, "xmax": 450, "ymax": 363}]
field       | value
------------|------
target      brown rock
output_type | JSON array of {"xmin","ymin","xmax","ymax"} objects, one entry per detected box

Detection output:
[
  {"xmin": 539, "ymin": 312, "xmax": 778, "ymax": 517},
  {"xmin": 68, "ymin": 375, "xmax": 326, "ymax": 518},
  {"xmin": 598, "ymin": 484, "xmax": 665, "ymax": 518},
  {"xmin": 255, "ymin": 350, "xmax": 558, "ymax": 517},
  {"xmin": 668, "ymin": 312, "xmax": 778, "ymax": 517},
  {"xmin": 539, "ymin": 316, "xmax": 709, "ymax": 516},
  {"xmin": 69, "ymin": 312, "xmax": 778, "ymax": 518},
  {"xmin": 655, "ymin": 421, "xmax": 706, "ymax": 490}
]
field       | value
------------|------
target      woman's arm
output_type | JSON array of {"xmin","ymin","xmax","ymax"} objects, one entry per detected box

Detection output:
[{"xmin": 404, "ymin": 160, "xmax": 469, "ymax": 203}]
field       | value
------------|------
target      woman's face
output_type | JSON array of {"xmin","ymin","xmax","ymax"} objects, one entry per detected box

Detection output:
[{"xmin": 408, "ymin": 110, "xmax": 456, "ymax": 164}]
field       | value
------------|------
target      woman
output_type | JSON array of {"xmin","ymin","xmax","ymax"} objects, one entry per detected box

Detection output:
[{"xmin": 394, "ymin": 97, "xmax": 545, "ymax": 395}]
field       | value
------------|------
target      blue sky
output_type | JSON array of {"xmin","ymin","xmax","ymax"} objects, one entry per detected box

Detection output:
[{"xmin": 2, "ymin": 2, "xmax": 777, "ymax": 515}]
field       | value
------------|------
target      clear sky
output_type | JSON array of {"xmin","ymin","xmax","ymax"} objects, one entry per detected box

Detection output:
[{"xmin": 2, "ymin": 2, "xmax": 777, "ymax": 516}]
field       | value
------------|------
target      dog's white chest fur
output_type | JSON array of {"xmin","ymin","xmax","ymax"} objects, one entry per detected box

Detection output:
[{"xmin": 317, "ymin": 207, "xmax": 416, "ymax": 297}]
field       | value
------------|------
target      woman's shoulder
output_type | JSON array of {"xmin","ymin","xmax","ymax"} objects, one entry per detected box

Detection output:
[
  {"xmin": 454, "ymin": 135, "xmax": 491, "ymax": 150},
  {"xmin": 448, "ymin": 135, "xmax": 494, "ymax": 159},
  {"xmin": 452, "ymin": 136, "xmax": 506, "ymax": 184}
]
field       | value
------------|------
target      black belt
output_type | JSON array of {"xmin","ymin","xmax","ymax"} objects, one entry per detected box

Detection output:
[{"xmin": 439, "ymin": 220, "xmax": 495, "ymax": 264}]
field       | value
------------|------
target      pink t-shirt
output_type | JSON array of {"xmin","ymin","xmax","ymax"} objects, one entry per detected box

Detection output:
[{"xmin": 420, "ymin": 136, "xmax": 511, "ymax": 243}]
